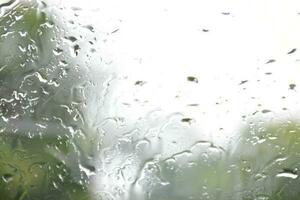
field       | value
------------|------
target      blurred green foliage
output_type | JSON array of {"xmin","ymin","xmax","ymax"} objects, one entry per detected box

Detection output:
[
  {"xmin": 0, "ymin": 1, "xmax": 92, "ymax": 199},
  {"xmin": 142, "ymin": 120, "xmax": 300, "ymax": 200},
  {"xmin": 232, "ymin": 120, "xmax": 300, "ymax": 200},
  {"xmin": 0, "ymin": 1, "xmax": 52, "ymax": 86},
  {"xmin": 0, "ymin": 133, "xmax": 91, "ymax": 200}
]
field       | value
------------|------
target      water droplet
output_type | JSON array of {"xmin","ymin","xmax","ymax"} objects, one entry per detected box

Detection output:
[
  {"xmin": 2, "ymin": 173, "xmax": 13, "ymax": 183},
  {"xmin": 83, "ymin": 25, "xmax": 94, "ymax": 32},
  {"xmin": 187, "ymin": 76, "xmax": 198, "ymax": 83},
  {"xmin": 72, "ymin": 86, "xmax": 86, "ymax": 103},
  {"xmin": 276, "ymin": 171, "xmax": 298, "ymax": 179},
  {"xmin": 135, "ymin": 80, "xmax": 146, "ymax": 86},
  {"xmin": 111, "ymin": 28, "xmax": 119, "ymax": 34},
  {"xmin": 73, "ymin": 44, "xmax": 80, "ymax": 56},
  {"xmin": 52, "ymin": 181, "xmax": 58, "ymax": 189},
  {"xmin": 181, "ymin": 118, "xmax": 194, "ymax": 124},
  {"xmin": 289, "ymin": 83, "xmax": 296, "ymax": 90},
  {"xmin": 265, "ymin": 59, "xmax": 275, "ymax": 64},
  {"xmin": 0, "ymin": 0, "xmax": 14, "ymax": 9},
  {"xmin": 38, "ymin": 0, "xmax": 47, "ymax": 8},
  {"xmin": 18, "ymin": 31, "xmax": 27, "ymax": 37},
  {"xmin": 65, "ymin": 36, "xmax": 77, "ymax": 43},
  {"xmin": 239, "ymin": 80, "xmax": 248, "ymax": 85},
  {"xmin": 79, "ymin": 164, "xmax": 96, "ymax": 177},
  {"xmin": 221, "ymin": 12, "xmax": 230, "ymax": 15},
  {"xmin": 261, "ymin": 109, "xmax": 271, "ymax": 114},
  {"xmin": 287, "ymin": 48, "xmax": 296, "ymax": 54},
  {"xmin": 18, "ymin": 45, "xmax": 27, "ymax": 53},
  {"xmin": 71, "ymin": 7, "xmax": 82, "ymax": 11},
  {"xmin": 53, "ymin": 47, "xmax": 63, "ymax": 55},
  {"xmin": 255, "ymin": 194, "xmax": 271, "ymax": 200},
  {"xmin": 187, "ymin": 103, "xmax": 199, "ymax": 107}
]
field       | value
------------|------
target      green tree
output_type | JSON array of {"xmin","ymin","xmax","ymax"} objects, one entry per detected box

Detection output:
[
  {"xmin": 134, "ymin": 120, "xmax": 300, "ymax": 200},
  {"xmin": 0, "ymin": 0, "xmax": 93, "ymax": 199},
  {"xmin": 232, "ymin": 120, "xmax": 300, "ymax": 200}
]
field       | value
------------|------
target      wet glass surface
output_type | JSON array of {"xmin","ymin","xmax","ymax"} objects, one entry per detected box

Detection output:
[{"xmin": 1, "ymin": 0, "xmax": 300, "ymax": 199}]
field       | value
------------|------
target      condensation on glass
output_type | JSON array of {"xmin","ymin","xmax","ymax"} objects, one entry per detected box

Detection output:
[{"xmin": 1, "ymin": 0, "xmax": 300, "ymax": 199}]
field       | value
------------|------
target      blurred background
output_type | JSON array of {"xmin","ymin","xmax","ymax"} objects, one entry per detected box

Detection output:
[{"xmin": 1, "ymin": 0, "xmax": 300, "ymax": 199}]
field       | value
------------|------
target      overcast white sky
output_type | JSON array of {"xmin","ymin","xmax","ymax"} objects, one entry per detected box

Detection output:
[
  {"xmin": 50, "ymin": 0, "xmax": 300, "ymax": 147},
  {"xmin": 1, "ymin": 0, "xmax": 300, "ymax": 197}
]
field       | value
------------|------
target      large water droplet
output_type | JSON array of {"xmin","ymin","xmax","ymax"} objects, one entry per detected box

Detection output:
[{"xmin": 276, "ymin": 171, "xmax": 298, "ymax": 179}]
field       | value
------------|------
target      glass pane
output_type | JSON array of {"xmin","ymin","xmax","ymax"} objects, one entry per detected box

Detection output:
[{"xmin": 1, "ymin": 0, "xmax": 300, "ymax": 199}]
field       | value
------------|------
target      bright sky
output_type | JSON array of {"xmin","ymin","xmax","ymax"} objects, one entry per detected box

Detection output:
[
  {"xmin": 51, "ymin": 0, "xmax": 300, "ymax": 147},
  {"xmin": 39, "ymin": 0, "xmax": 300, "ymax": 197}
]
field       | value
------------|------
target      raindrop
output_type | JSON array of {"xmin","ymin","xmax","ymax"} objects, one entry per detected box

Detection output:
[
  {"xmin": 181, "ymin": 118, "xmax": 194, "ymax": 124},
  {"xmin": 289, "ymin": 83, "xmax": 296, "ymax": 90},
  {"xmin": 83, "ymin": 25, "xmax": 94, "ymax": 32},
  {"xmin": 255, "ymin": 194, "xmax": 271, "ymax": 200},
  {"xmin": 71, "ymin": 44, "xmax": 80, "ymax": 57},
  {"xmin": 276, "ymin": 171, "xmax": 298, "ymax": 179},
  {"xmin": 2, "ymin": 173, "xmax": 13, "ymax": 183},
  {"xmin": 72, "ymin": 86, "xmax": 85, "ymax": 103},
  {"xmin": 14, "ymin": 14, "xmax": 23, "ymax": 21},
  {"xmin": 287, "ymin": 48, "xmax": 296, "ymax": 54},
  {"xmin": 53, "ymin": 47, "xmax": 63, "ymax": 55},
  {"xmin": 65, "ymin": 36, "xmax": 78, "ymax": 43},
  {"xmin": 18, "ymin": 31, "xmax": 27, "ymax": 37},
  {"xmin": 79, "ymin": 164, "xmax": 96, "ymax": 177},
  {"xmin": 18, "ymin": 45, "xmax": 27, "ymax": 53},
  {"xmin": 261, "ymin": 109, "xmax": 271, "ymax": 114},
  {"xmin": 38, "ymin": 0, "xmax": 47, "ymax": 9},
  {"xmin": 43, "ymin": 21, "xmax": 54, "ymax": 28},
  {"xmin": 71, "ymin": 7, "xmax": 82, "ymax": 11},
  {"xmin": 111, "ymin": 28, "xmax": 119, "ymax": 34},
  {"xmin": 239, "ymin": 80, "xmax": 248, "ymax": 85},
  {"xmin": 0, "ymin": 0, "xmax": 14, "ymax": 9},
  {"xmin": 59, "ymin": 60, "xmax": 68, "ymax": 67},
  {"xmin": 187, "ymin": 76, "xmax": 198, "ymax": 83},
  {"xmin": 135, "ymin": 80, "xmax": 146, "ymax": 86},
  {"xmin": 187, "ymin": 103, "xmax": 199, "ymax": 107},
  {"xmin": 221, "ymin": 12, "xmax": 230, "ymax": 15},
  {"xmin": 52, "ymin": 181, "xmax": 58, "ymax": 189},
  {"xmin": 265, "ymin": 59, "xmax": 276, "ymax": 64}
]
